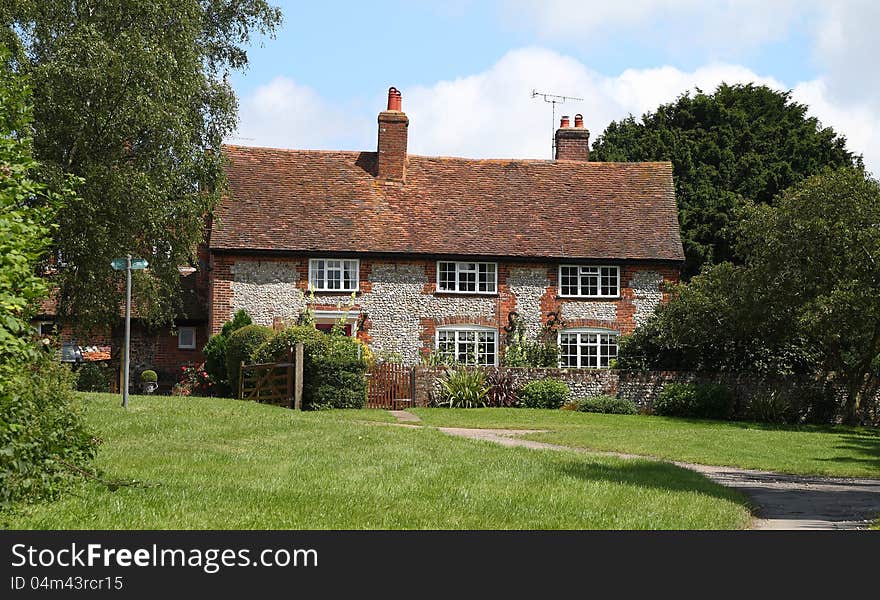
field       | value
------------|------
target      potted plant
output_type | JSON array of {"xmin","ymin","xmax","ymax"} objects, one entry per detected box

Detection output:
[{"xmin": 140, "ymin": 369, "xmax": 158, "ymax": 394}]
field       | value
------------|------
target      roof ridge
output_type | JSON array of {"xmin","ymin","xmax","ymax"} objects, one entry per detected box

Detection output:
[{"xmin": 221, "ymin": 144, "xmax": 671, "ymax": 167}]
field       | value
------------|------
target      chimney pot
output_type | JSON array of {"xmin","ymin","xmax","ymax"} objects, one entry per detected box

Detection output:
[
  {"xmin": 574, "ymin": 113, "xmax": 584, "ymax": 128},
  {"xmin": 560, "ymin": 115, "xmax": 570, "ymax": 128},
  {"xmin": 387, "ymin": 86, "xmax": 402, "ymax": 111}
]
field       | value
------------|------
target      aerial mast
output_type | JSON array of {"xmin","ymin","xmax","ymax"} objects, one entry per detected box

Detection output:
[{"xmin": 531, "ymin": 89, "xmax": 583, "ymax": 158}]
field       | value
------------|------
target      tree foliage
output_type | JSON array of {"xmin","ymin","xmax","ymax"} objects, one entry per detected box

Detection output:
[
  {"xmin": 592, "ymin": 83, "xmax": 861, "ymax": 277},
  {"xmin": 2, "ymin": 0, "xmax": 281, "ymax": 331},
  {"xmin": 0, "ymin": 54, "xmax": 95, "ymax": 507},
  {"xmin": 0, "ymin": 50, "xmax": 58, "ymax": 367},
  {"xmin": 619, "ymin": 168, "xmax": 880, "ymax": 422}
]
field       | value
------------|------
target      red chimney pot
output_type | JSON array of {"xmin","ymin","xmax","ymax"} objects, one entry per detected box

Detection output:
[
  {"xmin": 574, "ymin": 114, "xmax": 584, "ymax": 128},
  {"xmin": 387, "ymin": 87, "xmax": 402, "ymax": 111},
  {"xmin": 560, "ymin": 115, "xmax": 570, "ymax": 128}
]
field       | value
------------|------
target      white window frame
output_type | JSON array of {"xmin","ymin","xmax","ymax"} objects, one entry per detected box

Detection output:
[
  {"xmin": 37, "ymin": 321, "xmax": 56, "ymax": 336},
  {"xmin": 435, "ymin": 325, "xmax": 498, "ymax": 366},
  {"xmin": 308, "ymin": 258, "xmax": 360, "ymax": 292},
  {"xmin": 436, "ymin": 261, "xmax": 498, "ymax": 294},
  {"xmin": 558, "ymin": 265, "xmax": 620, "ymax": 298},
  {"xmin": 178, "ymin": 326, "xmax": 197, "ymax": 350},
  {"xmin": 558, "ymin": 328, "xmax": 619, "ymax": 369},
  {"xmin": 312, "ymin": 310, "xmax": 359, "ymax": 338}
]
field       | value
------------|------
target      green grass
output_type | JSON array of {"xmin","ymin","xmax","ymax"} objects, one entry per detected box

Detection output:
[
  {"xmin": 6, "ymin": 394, "xmax": 751, "ymax": 530},
  {"xmin": 410, "ymin": 408, "xmax": 880, "ymax": 478}
]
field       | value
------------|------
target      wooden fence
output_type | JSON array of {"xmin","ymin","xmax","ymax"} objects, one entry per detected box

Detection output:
[
  {"xmin": 239, "ymin": 344, "xmax": 304, "ymax": 409},
  {"xmin": 367, "ymin": 363, "xmax": 415, "ymax": 409}
]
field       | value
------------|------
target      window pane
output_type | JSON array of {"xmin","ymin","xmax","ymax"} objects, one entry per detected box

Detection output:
[
  {"xmin": 560, "ymin": 266, "xmax": 577, "ymax": 295},
  {"xmin": 458, "ymin": 265, "xmax": 476, "ymax": 292},
  {"xmin": 580, "ymin": 267, "xmax": 599, "ymax": 296},
  {"xmin": 439, "ymin": 262, "xmax": 455, "ymax": 291},
  {"xmin": 601, "ymin": 267, "xmax": 618, "ymax": 296},
  {"xmin": 560, "ymin": 333, "xmax": 577, "ymax": 367}
]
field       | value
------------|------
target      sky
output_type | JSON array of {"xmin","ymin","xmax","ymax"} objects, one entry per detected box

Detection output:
[{"xmin": 229, "ymin": 0, "xmax": 880, "ymax": 173}]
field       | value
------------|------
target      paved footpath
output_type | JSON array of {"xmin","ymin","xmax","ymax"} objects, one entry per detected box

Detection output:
[{"xmin": 389, "ymin": 411, "xmax": 880, "ymax": 530}]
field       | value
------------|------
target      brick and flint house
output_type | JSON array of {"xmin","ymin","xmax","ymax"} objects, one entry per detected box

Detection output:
[{"xmin": 208, "ymin": 87, "xmax": 685, "ymax": 368}]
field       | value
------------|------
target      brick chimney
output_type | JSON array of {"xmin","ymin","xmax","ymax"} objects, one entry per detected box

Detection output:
[
  {"xmin": 377, "ymin": 87, "xmax": 409, "ymax": 181},
  {"xmin": 555, "ymin": 113, "xmax": 590, "ymax": 161}
]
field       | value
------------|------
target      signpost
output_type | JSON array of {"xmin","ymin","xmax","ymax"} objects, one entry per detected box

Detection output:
[{"xmin": 111, "ymin": 255, "xmax": 148, "ymax": 408}]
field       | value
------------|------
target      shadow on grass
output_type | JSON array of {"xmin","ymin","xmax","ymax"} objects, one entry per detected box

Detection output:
[
  {"xmin": 554, "ymin": 459, "xmax": 752, "ymax": 509},
  {"xmin": 816, "ymin": 434, "xmax": 880, "ymax": 473}
]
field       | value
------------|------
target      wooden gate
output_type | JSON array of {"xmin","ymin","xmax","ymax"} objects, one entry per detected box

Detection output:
[
  {"xmin": 239, "ymin": 347, "xmax": 300, "ymax": 408},
  {"xmin": 367, "ymin": 363, "xmax": 414, "ymax": 409}
]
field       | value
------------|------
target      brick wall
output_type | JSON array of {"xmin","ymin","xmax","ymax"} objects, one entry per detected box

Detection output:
[{"xmin": 212, "ymin": 253, "xmax": 681, "ymax": 363}]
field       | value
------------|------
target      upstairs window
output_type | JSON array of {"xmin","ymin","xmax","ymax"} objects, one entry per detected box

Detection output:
[
  {"xmin": 309, "ymin": 259, "xmax": 359, "ymax": 292},
  {"xmin": 559, "ymin": 329, "xmax": 618, "ymax": 369},
  {"xmin": 436, "ymin": 326, "xmax": 498, "ymax": 366},
  {"xmin": 559, "ymin": 265, "xmax": 619, "ymax": 297},
  {"xmin": 437, "ymin": 261, "xmax": 497, "ymax": 294}
]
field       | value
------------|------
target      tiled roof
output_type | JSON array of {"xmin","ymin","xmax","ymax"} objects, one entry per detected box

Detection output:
[{"xmin": 213, "ymin": 146, "xmax": 685, "ymax": 262}]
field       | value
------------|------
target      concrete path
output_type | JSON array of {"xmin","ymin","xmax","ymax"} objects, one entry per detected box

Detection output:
[{"xmin": 388, "ymin": 411, "xmax": 880, "ymax": 530}]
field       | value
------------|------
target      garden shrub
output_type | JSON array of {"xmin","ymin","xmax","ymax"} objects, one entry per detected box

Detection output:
[
  {"xmin": 139, "ymin": 369, "xmax": 158, "ymax": 382},
  {"xmin": 253, "ymin": 326, "xmax": 367, "ymax": 409},
  {"xmin": 745, "ymin": 386, "xmax": 839, "ymax": 425},
  {"xmin": 204, "ymin": 310, "xmax": 253, "ymax": 397},
  {"xmin": 225, "ymin": 324, "xmax": 273, "ymax": 395},
  {"xmin": 800, "ymin": 387, "xmax": 839, "ymax": 425},
  {"xmin": 74, "ymin": 361, "xmax": 114, "ymax": 393},
  {"xmin": 485, "ymin": 369, "xmax": 519, "ymax": 407},
  {"xmin": 310, "ymin": 334, "xmax": 368, "ymax": 409},
  {"xmin": 435, "ymin": 368, "xmax": 489, "ymax": 408},
  {"xmin": 518, "ymin": 378, "xmax": 569, "ymax": 409},
  {"xmin": 576, "ymin": 395, "xmax": 638, "ymax": 415},
  {"xmin": 1, "ymin": 354, "xmax": 97, "ymax": 506},
  {"xmin": 654, "ymin": 382, "xmax": 735, "ymax": 420}
]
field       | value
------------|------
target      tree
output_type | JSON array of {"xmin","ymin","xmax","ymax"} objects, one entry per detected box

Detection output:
[
  {"xmin": 0, "ymin": 50, "xmax": 60, "ymax": 368},
  {"xmin": 619, "ymin": 168, "xmax": 880, "ymax": 424},
  {"xmin": 592, "ymin": 83, "xmax": 861, "ymax": 277},
  {"xmin": 2, "ymin": 0, "xmax": 281, "ymax": 332},
  {"xmin": 0, "ymin": 53, "xmax": 96, "ymax": 506}
]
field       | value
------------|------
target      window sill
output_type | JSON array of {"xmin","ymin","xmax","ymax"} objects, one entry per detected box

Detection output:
[
  {"xmin": 557, "ymin": 295, "xmax": 620, "ymax": 300},
  {"xmin": 307, "ymin": 289, "xmax": 361, "ymax": 295},
  {"xmin": 434, "ymin": 291, "xmax": 499, "ymax": 297}
]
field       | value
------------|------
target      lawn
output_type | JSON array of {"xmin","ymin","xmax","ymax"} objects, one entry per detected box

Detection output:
[
  {"xmin": 409, "ymin": 408, "xmax": 880, "ymax": 478},
  {"xmin": 5, "ymin": 394, "xmax": 751, "ymax": 530}
]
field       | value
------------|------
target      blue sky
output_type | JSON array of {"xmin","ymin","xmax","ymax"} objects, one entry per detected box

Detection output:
[{"xmin": 230, "ymin": 1, "xmax": 879, "ymax": 172}]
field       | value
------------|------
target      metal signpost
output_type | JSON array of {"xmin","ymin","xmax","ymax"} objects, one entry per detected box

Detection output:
[{"xmin": 111, "ymin": 255, "xmax": 148, "ymax": 408}]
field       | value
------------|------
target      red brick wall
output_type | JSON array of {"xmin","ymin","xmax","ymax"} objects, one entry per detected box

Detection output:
[
  {"xmin": 208, "ymin": 252, "xmax": 681, "ymax": 358},
  {"xmin": 376, "ymin": 111, "xmax": 409, "ymax": 181}
]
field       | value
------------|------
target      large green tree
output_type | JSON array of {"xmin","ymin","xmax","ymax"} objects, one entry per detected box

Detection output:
[
  {"xmin": 619, "ymin": 168, "xmax": 880, "ymax": 423},
  {"xmin": 592, "ymin": 83, "xmax": 861, "ymax": 277},
  {"xmin": 2, "ymin": 0, "xmax": 281, "ymax": 331}
]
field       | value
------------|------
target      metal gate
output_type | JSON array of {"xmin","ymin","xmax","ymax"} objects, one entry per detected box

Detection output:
[{"xmin": 366, "ymin": 363, "xmax": 415, "ymax": 409}]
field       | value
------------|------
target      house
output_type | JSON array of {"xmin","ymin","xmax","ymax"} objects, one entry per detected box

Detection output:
[{"xmin": 207, "ymin": 87, "xmax": 685, "ymax": 367}]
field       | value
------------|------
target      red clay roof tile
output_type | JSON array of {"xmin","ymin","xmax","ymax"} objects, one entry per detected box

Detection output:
[{"xmin": 213, "ymin": 146, "xmax": 685, "ymax": 262}]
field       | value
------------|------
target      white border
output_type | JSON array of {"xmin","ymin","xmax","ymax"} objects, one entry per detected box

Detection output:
[
  {"xmin": 435, "ymin": 261, "xmax": 498, "ymax": 295},
  {"xmin": 308, "ymin": 258, "xmax": 360, "ymax": 292},
  {"xmin": 435, "ymin": 324, "xmax": 499, "ymax": 366},
  {"xmin": 557, "ymin": 265, "xmax": 620, "ymax": 298},
  {"xmin": 557, "ymin": 327, "xmax": 619, "ymax": 369}
]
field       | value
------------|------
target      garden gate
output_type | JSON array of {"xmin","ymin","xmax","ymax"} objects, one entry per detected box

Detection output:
[
  {"xmin": 238, "ymin": 344, "xmax": 304, "ymax": 408},
  {"xmin": 367, "ymin": 363, "xmax": 415, "ymax": 409}
]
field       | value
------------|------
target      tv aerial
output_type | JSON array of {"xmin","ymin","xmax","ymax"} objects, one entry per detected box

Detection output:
[{"xmin": 531, "ymin": 89, "xmax": 583, "ymax": 158}]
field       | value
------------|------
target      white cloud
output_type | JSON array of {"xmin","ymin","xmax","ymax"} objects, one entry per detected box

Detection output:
[
  {"xmin": 233, "ymin": 48, "xmax": 879, "ymax": 174},
  {"xmin": 503, "ymin": 0, "xmax": 804, "ymax": 57},
  {"xmin": 812, "ymin": 0, "xmax": 880, "ymax": 107},
  {"xmin": 232, "ymin": 76, "xmax": 373, "ymax": 150}
]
